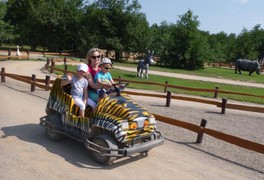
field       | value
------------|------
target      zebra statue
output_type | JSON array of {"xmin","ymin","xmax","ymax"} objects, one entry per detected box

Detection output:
[{"xmin": 137, "ymin": 50, "xmax": 154, "ymax": 79}]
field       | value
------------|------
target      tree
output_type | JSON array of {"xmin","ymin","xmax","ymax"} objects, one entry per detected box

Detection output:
[
  {"xmin": 236, "ymin": 28, "xmax": 259, "ymax": 60},
  {"xmin": 249, "ymin": 24, "xmax": 264, "ymax": 60},
  {"xmin": 0, "ymin": 1, "xmax": 16, "ymax": 44},
  {"xmin": 83, "ymin": 0, "xmax": 150, "ymax": 60},
  {"xmin": 149, "ymin": 21, "xmax": 174, "ymax": 58},
  {"xmin": 5, "ymin": 0, "xmax": 83, "ymax": 51},
  {"xmin": 162, "ymin": 10, "xmax": 208, "ymax": 69},
  {"xmin": 207, "ymin": 31, "xmax": 232, "ymax": 62}
]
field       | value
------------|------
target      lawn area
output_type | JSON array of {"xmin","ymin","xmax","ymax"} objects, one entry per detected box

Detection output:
[
  {"xmin": 113, "ymin": 61, "xmax": 264, "ymax": 84},
  {"xmin": 55, "ymin": 63, "xmax": 264, "ymax": 104}
]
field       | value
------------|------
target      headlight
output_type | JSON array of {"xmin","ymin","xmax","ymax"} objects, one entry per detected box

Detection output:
[
  {"xmin": 129, "ymin": 122, "xmax": 138, "ymax": 129},
  {"xmin": 121, "ymin": 120, "xmax": 129, "ymax": 130},
  {"xmin": 148, "ymin": 117, "xmax": 156, "ymax": 124}
]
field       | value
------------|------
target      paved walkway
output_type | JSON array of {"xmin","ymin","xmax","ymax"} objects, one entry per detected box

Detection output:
[{"xmin": 114, "ymin": 66, "xmax": 264, "ymax": 88}]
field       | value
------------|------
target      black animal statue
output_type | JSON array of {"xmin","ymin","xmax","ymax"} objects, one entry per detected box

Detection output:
[
  {"xmin": 235, "ymin": 59, "xmax": 261, "ymax": 76},
  {"xmin": 137, "ymin": 59, "xmax": 145, "ymax": 78}
]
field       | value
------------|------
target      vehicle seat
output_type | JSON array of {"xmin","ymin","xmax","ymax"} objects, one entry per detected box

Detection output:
[
  {"xmin": 63, "ymin": 83, "xmax": 71, "ymax": 95},
  {"xmin": 62, "ymin": 83, "xmax": 92, "ymax": 117}
]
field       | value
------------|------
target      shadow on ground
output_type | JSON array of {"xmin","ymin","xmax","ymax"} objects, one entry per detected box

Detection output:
[{"xmin": 0, "ymin": 123, "xmax": 148, "ymax": 170}]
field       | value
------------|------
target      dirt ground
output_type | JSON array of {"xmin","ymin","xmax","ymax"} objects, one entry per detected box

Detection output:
[{"xmin": 0, "ymin": 60, "xmax": 263, "ymax": 180}]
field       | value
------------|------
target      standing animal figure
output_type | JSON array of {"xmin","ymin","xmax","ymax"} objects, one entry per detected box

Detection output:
[
  {"xmin": 235, "ymin": 59, "xmax": 261, "ymax": 76},
  {"xmin": 137, "ymin": 59, "xmax": 145, "ymax": 78},
  {"xmin": 16, "ymin": 45, "xmax": 21, "ymax": 56},
  {"xmin": 137, "ymin": 50, "xmax": 154, "ymax": 79}
]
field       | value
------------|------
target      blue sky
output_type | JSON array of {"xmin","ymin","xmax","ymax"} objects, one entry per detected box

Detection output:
[{"xmin": 139, "ymin": 0, "xmax": 264, "ymax": 35}]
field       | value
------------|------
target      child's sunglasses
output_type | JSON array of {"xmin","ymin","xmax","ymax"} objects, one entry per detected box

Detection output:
[{"xmin": 104, "ymin": 66, "xmax": 111, "ymax": 70}]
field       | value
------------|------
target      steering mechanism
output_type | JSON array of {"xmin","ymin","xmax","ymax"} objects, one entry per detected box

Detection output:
[{"xmin": 112, "ymin": 82, "xmax": 129, "ymax": 96}]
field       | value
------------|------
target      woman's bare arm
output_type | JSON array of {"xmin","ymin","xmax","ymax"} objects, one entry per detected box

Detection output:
[
  {"xmin": 85, "ymin": 73, "xmax": 110, "ymax": 89},
  {"xmin": 85, "ymin": 73, "xmax": 100, "ymax": 89}
]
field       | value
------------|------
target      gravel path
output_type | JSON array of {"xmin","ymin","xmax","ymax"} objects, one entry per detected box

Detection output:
[{"xmin": 0, "ymin": 60, "xmax": 263, "ymax": 179}]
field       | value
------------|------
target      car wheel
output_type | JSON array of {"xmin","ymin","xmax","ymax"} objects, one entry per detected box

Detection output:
[
  {"xmin": 92, "ymin": 134, "xmax": 118, "ymax": 165},
  {"xmin": 46, "ymin": 126, "xmax": 65, "ymax": 141},
  {"xmin": 46, "ymin": 108, "xmax": 56, "ymax": 116},
  {"xmin": 45, "ymin": 113, "xmax": 65, "ymax": 141}
]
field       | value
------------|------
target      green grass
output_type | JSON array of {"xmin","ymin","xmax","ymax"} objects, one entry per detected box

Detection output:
[
  {"xmin": 113, "ymin": 61, "xmax": 264, "ymax": 84},
  {"xmin": 55, "ymin": 64, "xmax": 264, "ymax": 104}
]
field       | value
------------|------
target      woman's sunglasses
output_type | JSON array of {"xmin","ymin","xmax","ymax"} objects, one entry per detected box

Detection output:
[{"xmin": 90, "ymin": 55, "xmax": 100, "ymax": 59}]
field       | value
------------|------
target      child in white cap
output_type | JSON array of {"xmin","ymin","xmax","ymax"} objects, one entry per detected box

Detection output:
[
  {"xmin": 61, "ymin": 63, "xmax": 88, "ymax": 117},
  {"xmin": 94, "ymin": 57, "xmax": 115, "ymax": 100}
]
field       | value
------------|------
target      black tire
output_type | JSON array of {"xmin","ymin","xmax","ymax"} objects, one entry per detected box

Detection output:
[
  {"xmin": 45, "ymin": 113, "xmax": 65, "ymax": 141},
  {"xmin": 92, "ymin": 134, "xmax": 118, "ymax": 165},
  {"xmin": 46, "ymin": 126, "xmax": 65, "ymax": 141},
  {"xmin": 46, "ymin": 108, "xmax": 56, "ymax": 116}
]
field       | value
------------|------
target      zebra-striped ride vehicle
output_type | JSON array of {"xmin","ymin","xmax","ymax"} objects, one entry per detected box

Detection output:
[{"xmin": 40, "ymin": 77, "xmax": 164, "ymax": 165}]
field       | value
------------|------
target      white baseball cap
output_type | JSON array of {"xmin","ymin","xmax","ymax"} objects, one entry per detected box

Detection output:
[
  {"xmin": 77, "ymin": 63, "xmax": 88, "ymax": 72},
  {"xmin": 100, "ymin": 57, "xmax": 112, "ymax": 65}
]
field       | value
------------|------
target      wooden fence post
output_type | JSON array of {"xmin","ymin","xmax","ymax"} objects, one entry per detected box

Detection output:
[
  {"xmin": 31, "ymin": 74, "xmax": 36, "ymax": 92},
  {"xmin": 221, "ymin": 98, "xmax": 227, "ymax": 114},
  {"xmin": 63, "ymin": 57, "xmax": 67, "ymax": 65},
  {"xmin": 27, "ymin": 50, "xmax": 30, "ymax": 60},
  {"xmin": 164, "ymin": 81, "xmax": 168, "ymax": 93},
  {"xmin": 1, "ymin": 67, "xmax": 5, "ymax": 83},
  {"xmin": 196, "ymin": 119, "xmax": 207, "ymax": 143},
  {"xmin": 166, "ymin": 90, "xmax": 171, "ymax": 107},
  {"xmin": 45, "ymin": 75, "xmax": 50, "ymax": 89},
  {"xmin": 50, "ymin": 59, "xmax": 55, "ymax": 73},
  {"xmin": 64, "ymin": 57, "xmax": 67, "ymax": 74},
  {"xmin": 214, "ymin": 86, "xmax": 219, "ymax": 98},
  {"xmin": 8, "ymin": 49, "xmax": 11, "ymax": 60},
  {"xmin": 64, "ymin": 65, "xmax": 68, "ymax": 75}
]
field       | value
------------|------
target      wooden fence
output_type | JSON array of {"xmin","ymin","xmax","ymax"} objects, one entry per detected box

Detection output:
[
  {"xmin": 0, "ymin": 49, "xmax": 72, "ymax": 61},
  {"xmin": 42, "ymin": 60, "xmax": 264, "ymax": 114},
  {"xmin": 0, "ymin": 55, "xmax": 30, "ymax": 60},
  {"xmin": 0, "ymin": 66, "xmax": 263, "ymax": 154},
  {"xmin": 154, "ymin": 114, "xmax": 264, "ymax": 154},
  {"xmin": 45, "ymin": 59, "xmax": 264, "ymax": 99}
]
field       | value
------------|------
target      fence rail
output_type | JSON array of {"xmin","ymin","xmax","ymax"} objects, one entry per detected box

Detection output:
[
  {"xmin": 0, "ymin": 50, "xmax": 73, "ymax": 61},
  {"xmin": 0, "ymin": 55, "xmax": 30, "ymax": 60},
  {"xmin": 153, "ymin": 114, "xmax": 264, "ymax": 154}
]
